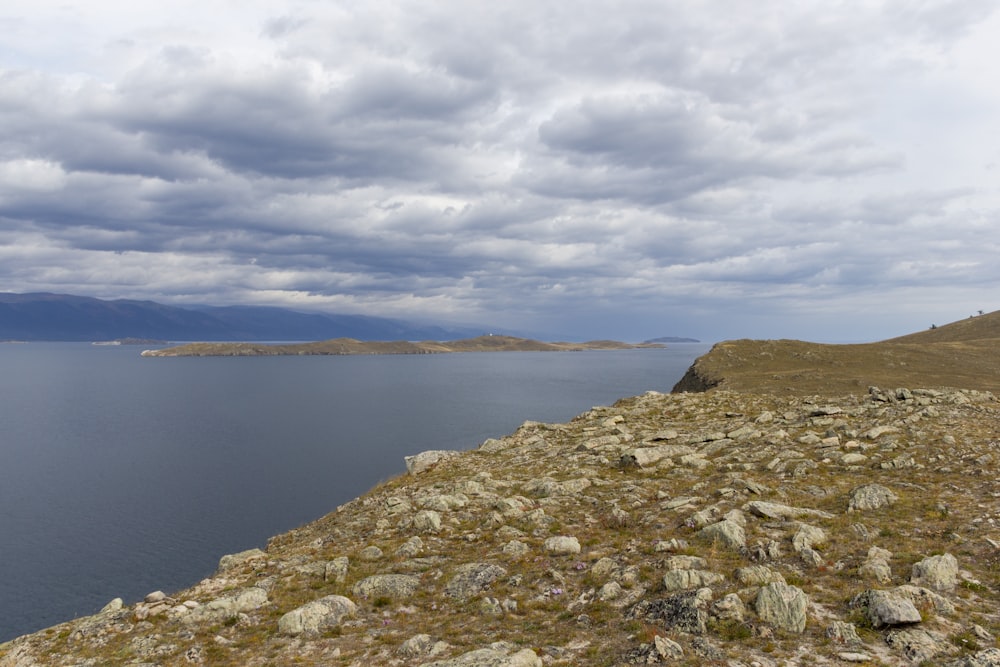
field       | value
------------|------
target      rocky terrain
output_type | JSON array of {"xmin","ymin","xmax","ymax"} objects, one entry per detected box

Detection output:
[
  {"xmin": 4, "ymin": 380, "xmax": 1000, "ymax": 666},
  {"xmin": 6, "ymin": 313, "xmax": 1000, "ymax": 666},
  {"xmin": 141, "ymin": 336, "xmax": 663, "ymax": 357}
]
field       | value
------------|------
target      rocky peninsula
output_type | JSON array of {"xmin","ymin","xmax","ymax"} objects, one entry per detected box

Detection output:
[
  {"xmin": 140, "ymin": 335, "xmax": 663, "ymax": 357},
  {"xmin": 5, "ymin": 316, "xmax": 1000, "ymax": 666}
]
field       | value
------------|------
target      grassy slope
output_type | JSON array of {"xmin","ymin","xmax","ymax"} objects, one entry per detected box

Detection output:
[{"xmin": 673, "ymin": 311, "xmax": 1000, "ymax": 396}]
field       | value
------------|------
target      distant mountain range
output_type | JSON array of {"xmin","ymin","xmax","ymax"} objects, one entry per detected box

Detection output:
[{"xmin": 0, "ymin": 293, "xmax": 482, "ymax": 342}]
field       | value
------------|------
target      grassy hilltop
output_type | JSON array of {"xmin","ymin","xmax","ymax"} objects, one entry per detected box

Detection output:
[
  {"xmin": 5, "ymin": 315, "xmax": 1000, "ymax": 666},
  {"xmin": 673, "ymin": 311, "xmax": 1000, "ymax": 396}
]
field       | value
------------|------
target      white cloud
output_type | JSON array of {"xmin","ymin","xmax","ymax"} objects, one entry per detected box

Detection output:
[{"xmin": 0, "ymin": 0, "xmax": 998, "ymax": 341}]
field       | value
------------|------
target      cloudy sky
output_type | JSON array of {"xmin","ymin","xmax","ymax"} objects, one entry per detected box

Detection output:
[{"xmin": 1, "ymin": 1, "xmax": 998, "ymax": 342}]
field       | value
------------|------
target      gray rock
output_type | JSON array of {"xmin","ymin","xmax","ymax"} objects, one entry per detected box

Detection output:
[
  {"xmin": 859, "ymin": 546, "xmax": 893, "ymax": 584},
  {"xmin": 627, "ymin": 588, "xmax": 713, "ymax": 634},
  {"xmin": 661, "ymin": 555, "xmax": 707, "ymax": 570},
  {"xmin": 696, "ymin": 519, "xmax": 745, "ymax": 550},
  {"xmin": 847, "ymin": 483, "xmax": 899, "ymax": 512},
  {"xmin": 444, "ymin": 563, "xmax": 507, "ymax": 601},
  {"xmin": 754, "ymin": 582, "xmax": 808, "ymax": 633},
  {"xmin": 396, "ymin": 537, "xmax": 424, "ymax": 558},
  {"xmin": 792, "ymin": 524, "xmax": 827, "ymax": 553},
  {"xmin": 826, "ymin": 620, "xmax": 863, "ymax": 646},
  {"xmin": 884, "ymin": 627, "xmax": 946, "ymax": 663},
  {"xmin": 851, "ymin": 589, "xmax": 922, "ymax": 628},
  {"xmin": 324, "ymin": 557, "xmax": 349, "ymax": 583},
  {"xmin": 277, "ymin": 595, "xmax": 356, "ymax": 635},
  {"xmin": 543, "ymin": 536, "xmax": 581, "ymax": 555},
  {"xmin": 661, "ymin": 569, "xmax": 724, "ymax": 592},
  {"xmin": 735, "ymin": 565, "xmax": 785, "ymax": 586},
  {"xmin": 352, "ymin": 574, "xmax": 420, "ymax": 600},
  {"xmin": 404, "ymin": 450, "xmax": 460, "ymax": 475},
  {"xmin": 653, "ymin": 635, "xmax": 684, "ymax": 660},
  {"xmin": 398, "ymin": 633, "xmax": 435, "ymax": 657},
  {"xmin": 744, "ymin": 500, "xmax": 834, "ymax": 520},
  {"xmin": 413, "ymin": 510, "xmax": 443, "ymax": 533},
  {"xmin": 620, "ymin": 444, "xmax": 694, "ymax": 468},
  {"xmin": 358, "ymin": 545, "xmax": 384, "ymax": 561},
  {"xmin": 217, "ymin": 548, "xmax": 267, "ymax": 573},
  {"xmin": 421, "ymin": 646, "xmax": 542, "ymax": 667},
  {"xmin": 502, "ymin": 540, "xmax": 529, "ymax": 557},
  {"xmin": 181, "ymin": 586, "xmax": 268, "ymax": 624},
  {"xmin": 712, "ymin": 593, "xmax": 745, "ymax": 623},
  {"xmin": 945, "ymin": 648, "xmax": 1000, "ymax": 667},
  {"xmin": 911, "ymin": 553, "xmax": 959, "ymax": 591}
]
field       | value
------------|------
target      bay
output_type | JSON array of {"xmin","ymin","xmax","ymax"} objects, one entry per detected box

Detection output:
[{"xmin": 0, "ymin": 342, "xmax": 709, "ymax": 641}]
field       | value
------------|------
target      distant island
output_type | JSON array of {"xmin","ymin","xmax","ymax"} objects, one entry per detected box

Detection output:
[
  {"xmin": 141, "ymin": 335, "xmax": 665, "ymax": 357},
  {"xmin": 643, "ymin": 336, "xmax": 700, "ymax": 344}
]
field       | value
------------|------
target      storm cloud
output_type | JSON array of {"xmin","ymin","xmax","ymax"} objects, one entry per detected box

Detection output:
[{"xmin": 1, "ymin": 0, "xmax": 998, "ymax": 341}]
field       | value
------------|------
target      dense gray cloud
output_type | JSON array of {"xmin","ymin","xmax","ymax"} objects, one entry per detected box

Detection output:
[{"xmin": 1, "ymin": 0, "xmax": 998, "ymax": 342}]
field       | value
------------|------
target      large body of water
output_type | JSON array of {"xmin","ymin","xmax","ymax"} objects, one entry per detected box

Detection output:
[{"xmin": 0, "ymin": 342, "xmax": 709, "ymax": 641}]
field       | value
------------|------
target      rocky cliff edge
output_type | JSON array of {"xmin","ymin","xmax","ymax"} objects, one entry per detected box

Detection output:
[{"xmin": 3, "ymin": 386, "xmax": 1000, "ymax": 666}]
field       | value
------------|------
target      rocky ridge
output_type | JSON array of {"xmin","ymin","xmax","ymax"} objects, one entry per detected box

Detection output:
[{"xmin": 3, "ymin": 385, "xmax": 1000, "ymax": 666}]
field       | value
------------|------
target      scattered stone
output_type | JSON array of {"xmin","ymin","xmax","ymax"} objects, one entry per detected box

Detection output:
[
  {"xmin": 735, "ymin": 565, "xmax": 785, "ymax": 586},
  {"xmin": 911, "ymin": 553, "xmax": 959, "ymax": 591},
  {"xmin": 352, "ymin": 574, "xmax": 420, "ymax": 601},
  {"xmin": 712, "ymin": 593, "xmax": 745, "ymax": 623},
  {"xmin": 826, "ymin": 620, "xmax": 863, "ymax": 646},
  {"xmin": 627, "ymin": 588, "xmax": 713, "ymax": 634},
  {"xmin": 696, "ymin": 519, "xmax": 746, "ymax": 550},
  {"xmin": 181, "ymin": 587, "xmax": 268, "ymax": 625},
  {"xmin": 743, "ymin": 500, "xmax": 833, "ymax": 521},
  {"xmin": 358, "ymin": 545, "xmax": 384, "ymax": 561},
  {"xmin": 945, "ymin": 648, "xmax": 1000, "ymax": 667},
  {"xmin": 884, "ymin": 627, "xmax": 948, "ymax": 663},
  {"xmin": 404, "ymin": 450, "xmax": 460, "ymax": 475},
  {"xmin": 754, "ymin": 582, "xmax": 808, "ymax": 633},
  {"xmin": 847, "ymin": 483, "xmax": 899, "ymax": 512},
  {"xmin": 396, "ymin": 537, "xmax": 424, "ymax": 558},
  {"xmin": 413, "ymin": 510, "xmax": 443, "ymax": 533},
  {"xmin": 661, "ymin": 569, "xmax": 724, "ymax": 592},
  {"xmin": 850, "ymin": 589, "xmax": 922, "ymax": 628},
  {"xmin": 421, "ymin": 645, "xmax": 542, "ymax": 667},
  {"xmin": 444, "ymin": 563, "xmax": 507, "ymax": 601},
  {"xmin": 217, "ymin": 548, "xmax": 267, "ymax": 573},
  {"xmin": 543, "ymin": 536, "xmax": 581, "ymax": 555},
  {"xmin": 324, "ymin": 557, "xmax": 349, "ymax": 583}
]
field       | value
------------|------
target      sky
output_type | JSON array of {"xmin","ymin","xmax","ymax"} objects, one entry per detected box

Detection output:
[{"xmin": 1, "ymin": 1, "xmax": 999, "ymax": 343}]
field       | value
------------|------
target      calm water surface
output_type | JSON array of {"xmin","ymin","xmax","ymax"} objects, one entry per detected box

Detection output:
[{"xmin": 0, "ymin": 343, "xmax": 709, "ymax": 641}]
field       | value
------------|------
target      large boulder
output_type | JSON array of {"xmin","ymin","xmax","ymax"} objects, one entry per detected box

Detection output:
[
  {"xmin": 754, "ymin": 583, "xmax": 808, "ymax": 633},
  {"xmin": 444, "ymin": 563, "xmax": 507, "ymax": 601},
  {"xmin": 911, "ymin": 553, "xmax": 959, "ymax": 591},
  {"xmin": 847, "ymin": 484, "xmax": 898, "ymax": 512},
  {"xmin": 352, "ymin": 574, "xmax": 420, "ymax": 601},
  {"xmin": 277, "ymin": 595, "xmax": 357, "ymax": 635},
  {"xmin": 696, "ymin": 519, "xmax": 745, "ymax": 550},
  {"xmin": 851, "ymin": 589, "xmax": 922, "ymax": 628}
]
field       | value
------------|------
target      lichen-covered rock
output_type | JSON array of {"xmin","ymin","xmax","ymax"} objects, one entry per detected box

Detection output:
[
  {"xmin": 277, "ymin": 595, "xmax": 356, "ymax": 635},
  {"xmin": 754, "ymin": 582, "xmax": 808, "ymax": 633},
  {"xmin": 444, "ymin": 563, "xmax": 507, "ymax": 601},
  {"xmin": 661, "ymin": 569, "xmax": 724, "ymax": 592},
  {"xmin": 850, "ymin": 589, "xmax": 922, "ymax": 628},
  {"xmin": 181, "ymin": 586, "xmax": 268, "ymax": 625},
  {"xmin": 421, "ymin": 645, "xmax": 542, "ymax": 667},
  {"xmin": 627, "ymin": 588, "xmax": 712, "ymax": 634},
  {"xmin": 911, "ymin": 553, "xmax": 959, "ymax": 591},
  {"xmin": 543, "ymin": 536, "xmax": 580, "ymax": 555},
  {"xmin": 696, "ymin": 519, "xmax": 745, "ymax": 550},
  {"xmin": 848, "ymin": 483, "xmax": 898, "ymax": 512},
  {"xmin": 352, "ymin": 574, "xmax": 420, "ymax": 601},
  {"xmin": 945, "ymin": 648, "xmax": 1000, "ymax": 667},
  {"xmin": 405, "ymin": 450, "xmax": 460, "ymax": 475},
  {"xmin": 217, "ymin": 548, "xmax": 267, "ymax": 573}
]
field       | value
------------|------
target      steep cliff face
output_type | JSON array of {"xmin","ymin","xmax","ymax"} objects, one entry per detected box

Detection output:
[{"xmin": 4, "ymin": 385, "xmax": 1000, "ymax": 667}]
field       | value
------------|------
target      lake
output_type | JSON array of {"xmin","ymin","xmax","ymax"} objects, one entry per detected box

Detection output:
[{"xmin": 0, "ymin": 342, "xmax": 709, "ymax": 641}]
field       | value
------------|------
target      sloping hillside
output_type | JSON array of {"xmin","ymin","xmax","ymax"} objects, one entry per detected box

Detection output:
[{"xmin": 672, "ymin": 312, "xmax": 1000, "ymax": 396}]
